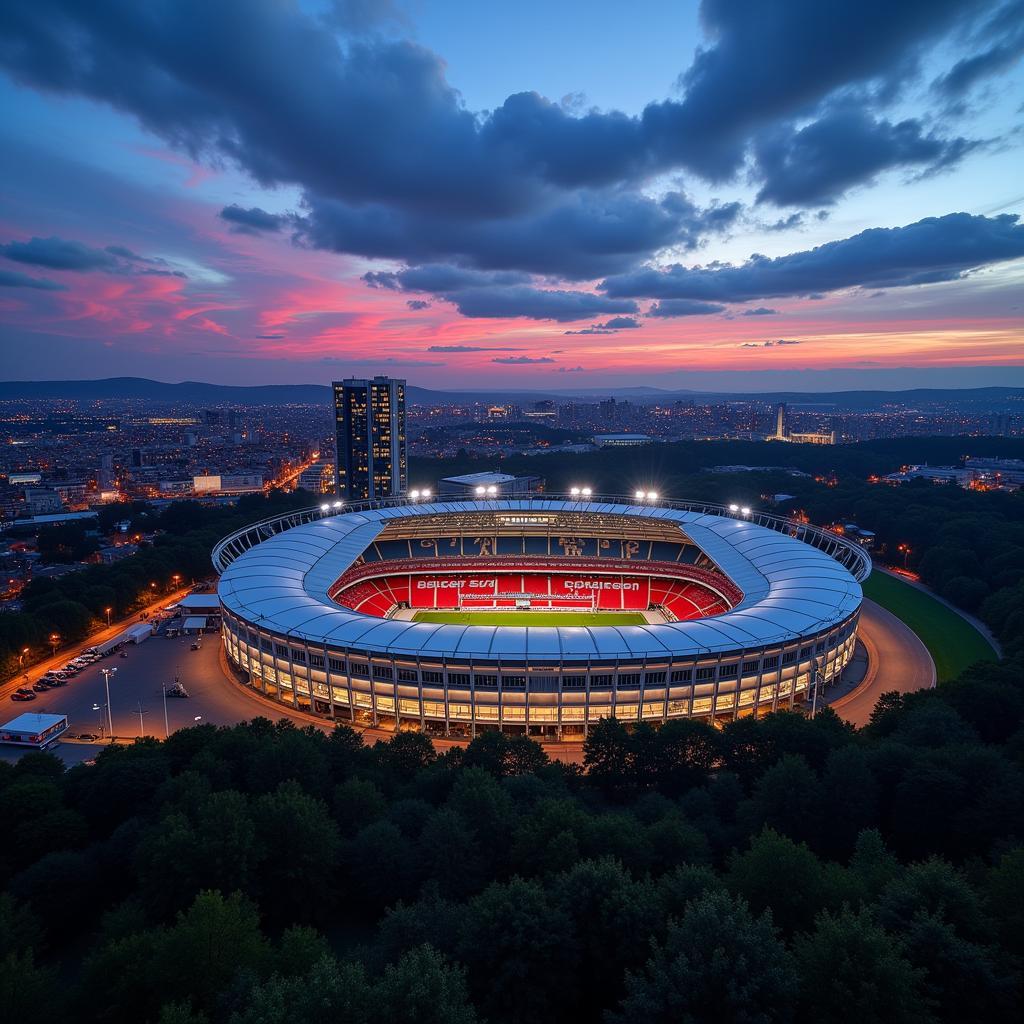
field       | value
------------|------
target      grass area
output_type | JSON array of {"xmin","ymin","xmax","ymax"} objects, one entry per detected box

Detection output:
[
  {"xmin": 411, "ymin": 610, "xmax": 647, "ymax": 626},
  {"xmin": 862, "ymin": 570, "xmax": 997, "ymax": 682}
]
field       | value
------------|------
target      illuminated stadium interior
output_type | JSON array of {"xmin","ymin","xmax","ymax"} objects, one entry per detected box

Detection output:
[{"xmin": 214, "ymin": 496, "xmax": 869, "ymax": 740}]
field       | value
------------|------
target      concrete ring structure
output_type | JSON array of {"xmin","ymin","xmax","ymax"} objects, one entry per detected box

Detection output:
[{"xmin": 213, "ymin": 495, "xmax": 869, "ymax": 740}]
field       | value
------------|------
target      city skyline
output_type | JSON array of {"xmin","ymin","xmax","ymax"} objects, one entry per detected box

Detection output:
[{"xmin": 1, "ymin": 0, "xmax": 1023, "ymax": 390}]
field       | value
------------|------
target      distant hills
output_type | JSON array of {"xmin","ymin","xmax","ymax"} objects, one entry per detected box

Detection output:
[{"xmin": 0, "ymin": 377, "xmax": 1022, "ymax": 410}]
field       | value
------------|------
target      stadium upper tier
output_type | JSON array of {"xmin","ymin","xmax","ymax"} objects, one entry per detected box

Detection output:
[{"xmin": 215, "ymin": 497, "xmax": 866, "ymax": 663}]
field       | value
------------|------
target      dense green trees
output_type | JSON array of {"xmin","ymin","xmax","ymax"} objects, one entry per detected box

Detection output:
[{"xmin": 2, "ymin": 668, "xmax": 1022, "ymax": 1024}]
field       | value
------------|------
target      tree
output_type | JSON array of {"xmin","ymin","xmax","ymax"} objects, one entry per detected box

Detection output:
[
  {"xmin": 457, "ymin": 877, "xmax": 576, "ymax": 1024},
  {"xmin": 727, "ymin": 829, "xmax": 846, "ymax": 935},
  {"xmin": 252, "ymin": 782, "xmax": 341, "ymax": 924},
  {"xmin": 582, "ymin": 717, "xmax": 634, "ymax": 796},
  {"xmin": 610, "ymin": 890, "xmax": 797, "ymax": 1024},
  {"xmin": 375, "ymin": 945, "xmax": 479, "ymax": 1024},
  {"xmin": 793, "ymin": 908, "xmax": 930, "ymax": 1024}
]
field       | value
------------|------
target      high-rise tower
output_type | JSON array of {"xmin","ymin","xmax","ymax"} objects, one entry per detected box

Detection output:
[{"xmin": 333, "ymin": 376, "xmax": 407, "ymax": 501}]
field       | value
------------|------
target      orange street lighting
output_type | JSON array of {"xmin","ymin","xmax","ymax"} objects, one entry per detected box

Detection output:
[{"xmin": 105, "ymin": 606, "xmax": 113, "ymax": 627}]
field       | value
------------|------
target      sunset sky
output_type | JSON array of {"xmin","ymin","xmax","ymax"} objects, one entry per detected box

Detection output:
[{"xmin": 1, "ymin": 0, "xmax": 1022, "ymax": 392}]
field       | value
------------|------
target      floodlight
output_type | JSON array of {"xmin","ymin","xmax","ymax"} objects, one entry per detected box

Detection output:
[
  {"xmin": 410, "ymin": 489, "xmax": 421, "ymax": 500},
  {"xmin": 581, "ymin": 487, "xmax": 592, "ymax": 497},
  {"xmin": 569, "ymin": 487, "xmax": 580, "ymax": 496},
  {"xmin": 740, "ymin": 506, "xmax": 751, "ymax": 515},
  {"xmin": 332, "ymin": 501, "xmax": 343, "ymax": 508},
  {"xmin": 421, "ymin": 489, "xmax": 431, "ymax": 498},
  {"xmin": 635, "ymin": 489, "xmax": 645, "ymax": 500},
  {"xmin": 487, "ymin": 485, "xmax": 498, "ymax": 496},
  {"xmin": 647, "ymin": 491, "xmax": 658, "ymax": 501},
  {"xmin": 729, "ymin": 503, "xmax": 740, "ymax": 512},
  {"xmin": 320, "ymin": 503, "xmax": 330, "ymax": 512},
  {"xmin": 475, "ymin": 485, "xmax": 486, "ymax": 496}
]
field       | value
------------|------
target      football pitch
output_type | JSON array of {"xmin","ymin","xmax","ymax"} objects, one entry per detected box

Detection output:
[{"xmin": 411, "ymin": 610, "xmax": 648, "ymax": 626}]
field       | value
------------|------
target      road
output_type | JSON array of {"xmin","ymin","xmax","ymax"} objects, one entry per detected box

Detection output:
[{"xmin": 828, "ymin": 598, "xmax": 936, "ymax": 728}]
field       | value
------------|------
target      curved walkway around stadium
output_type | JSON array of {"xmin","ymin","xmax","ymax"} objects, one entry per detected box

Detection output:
[{"xmin": 827, "ymin": 599, "xmax": 936, "ymax": 728}]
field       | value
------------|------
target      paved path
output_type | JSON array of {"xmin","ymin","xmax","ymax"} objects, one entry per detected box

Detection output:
[{"xmin": 828, "ymin": 598, "xmax": 936, "ymax": 728}]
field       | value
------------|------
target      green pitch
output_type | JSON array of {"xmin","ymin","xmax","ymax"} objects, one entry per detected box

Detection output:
[{"xmin": 411, "ymin": 610, "xmax": 647, "ymax": 626}]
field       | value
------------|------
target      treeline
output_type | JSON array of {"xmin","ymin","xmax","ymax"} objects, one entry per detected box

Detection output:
[
  {"xmin": 0, "ymin": 490, "xmax": 315, "ymax": 680},
  {"xmin": 3, "ymin": 646, "xmax": 1024, "ymax": 1023}
]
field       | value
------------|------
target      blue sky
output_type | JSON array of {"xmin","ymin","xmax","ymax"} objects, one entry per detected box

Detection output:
[{"xmin": 0, "ymin": 0, "xmax": 1022, "ymax": 391}]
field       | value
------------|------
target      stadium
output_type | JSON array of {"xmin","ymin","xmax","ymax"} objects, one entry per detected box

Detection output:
[{"xmin": 213, "ymin": 496, "xmax": 870, "ymax": 740}]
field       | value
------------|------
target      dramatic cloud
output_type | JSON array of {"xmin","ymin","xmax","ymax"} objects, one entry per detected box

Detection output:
[
  {"xmin": 565, "ymin": 315, "xmax": 643, "ymax": 335},
  {"xmin": 753, "ymin": 109, "xmax": 979, "ymax": 206},
  {"xmin": 492, "ymin": 355, "xmax": 555, "ymax": 364},
  {"xmin": 406, "ymin": 299, "xmax": 430, "ymax": 310},
  {"xmin": 365, "ymin": 262, "xmax": 638, "ymax": 321},
  {"xmin": 305, "ymin": 189, "xmax": 740, "ymax": 279},
  {"xmin": 604, "ymin": 213, "xmax": 1024, "ymax": 303},
  {"xmin": 646, "ymin": 299, "xmax": 727, "ymax": 317},
  {"xmin": 742, "ymin": 307, "xmax": 779, "ymax": 316},
  {"xmin": 219, "ymin": 204, "xmax": 287, "ymax": 233},
  {"xmin": 0, "ymin": 0, "xmax": 1003, "ymax": 304},
  {"xmin": 0, "ymin": 269, "xmax": 65, "ymax": 290},
  {"xmin": 448, "ymin": 286, "xmax": 638, "ymax": 322},
  {"xmin": 0, "ymin": 235, "xmax": 186, "ymax": 277},
  {"xmin": 2, "ymin": 235, "xmax": 119, "ymax": 271},
  {"xmin": 933, "ymin": 1, "xmax": 1024, "ymax": 97}
]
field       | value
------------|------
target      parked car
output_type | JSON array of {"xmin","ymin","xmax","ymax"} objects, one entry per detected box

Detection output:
[
  {"xmin": 11, "ymin": 688, "xmax": 36, "ymax": 701},
  {"xmin": 77, "ymin": 733, "xmax": 99, "ymax": 742},
  {"xmin": 32, "ymin": 681, "xmax": 52, "ymax": 692},
  {"xmin": 190, "ymin": 642, "xmax": 201, "ymax": 651}
]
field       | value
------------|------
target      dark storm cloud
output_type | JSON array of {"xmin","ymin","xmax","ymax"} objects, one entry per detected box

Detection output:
[
  {"xmin": 0, "ymin": 269, "xmax": 66, "ymax": 290},
  {"xmin": 603, "ymin": 213, "xmax": 1024, "ymax": 302},
  {"xmin": 219, "ymin": 204, "xmax": 287, "ymax": 233},
  {"xmin": 753, "ymin": 109, "xmax": 979, "ymax": 207},
  {"xmin": 646, "ymin": 299, "xmax": 727, "ymax": 317},
  {"xmin": 2, "ymin": 235, "xmax": 118, "ymax": 271}
]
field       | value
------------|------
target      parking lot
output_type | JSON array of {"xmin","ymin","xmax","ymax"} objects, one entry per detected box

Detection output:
[{"xmin": 0, "ymin": 629, "xmax": 311, "ymax": 765}]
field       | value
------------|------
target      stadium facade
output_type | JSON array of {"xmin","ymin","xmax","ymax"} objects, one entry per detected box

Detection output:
[{"xmin": 213, "ymin": 497, "xmax": 870, "ymax": 740}]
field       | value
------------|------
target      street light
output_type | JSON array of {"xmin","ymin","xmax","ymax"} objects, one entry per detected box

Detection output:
[
  {"xmin": 49, "ymin": 633, "xmax": 60, "ymax": 657},
  {"xmin": 105, "ymin": 606, "xmax": 113, "ymax": 627},
  {"xmin": 898, "ymin": 543, "xmax": 911, "ymax": 569},
  {"xmin": 92, "ymin": 703, "xmax": 107, "ymax": 739},
  {"xmin": 17, "ymin": 646, "xmax": 29, "ymax": 667},
  {"xmin": 101, "ymin": 667, "xmax": 116, "ymax": 738},
  {"xmin": 171, "ymin": 574, "xmax": 181, "ymax": 593}
]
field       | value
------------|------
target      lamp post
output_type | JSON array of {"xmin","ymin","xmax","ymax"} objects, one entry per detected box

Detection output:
[
  {"xmin": 171, "ymin": 574, "xmax": 182, "ymax": 593},
  {"xmin": 49, "ymin": 633, "xmax": 60, "ymax": 657},
  {"xmin": 898, "ymin": 543, "xmax": 911, "ymax": 569},
  {"xmin": 105, "ymin": 606, "xmax": 112, "ymax": 628},
  {"xmin": 17, "ymin": 646, "xmax": 29, "ymax": 667},
  {"xmin": 92, "ymin": 703, "xmax": 106, "ymax": 739},
  {"xmin": 101, "ymin": 667, "xmax": 116, "ymax": 738},
  {"xmin": 162, "ymin": 680, "xmax": 170, "ymax": 738}
]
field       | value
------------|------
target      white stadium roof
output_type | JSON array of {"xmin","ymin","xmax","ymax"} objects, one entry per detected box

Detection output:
[{"xmin": 217, "ymin": 499, "xmax": 862, "ymax": 663}]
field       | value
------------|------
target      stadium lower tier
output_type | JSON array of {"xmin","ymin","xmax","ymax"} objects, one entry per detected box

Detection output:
[
  {"xmin": 328, "ymin": 557, "xmax": 739, "ymax": 621},
  {"xmin": 221, "ymin": 607, "xmax": 860, "ymax": 739}
]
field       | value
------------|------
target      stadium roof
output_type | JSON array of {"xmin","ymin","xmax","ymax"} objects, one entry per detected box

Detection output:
[
  {"xmin": 218, "ymin": 499, "xmax": 862, "ymax": 664},
  {"xmin": 441, "ymin": 472, "xmax": 520, "ymax": 485}
]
